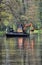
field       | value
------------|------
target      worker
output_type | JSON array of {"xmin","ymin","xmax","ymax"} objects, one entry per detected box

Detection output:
[{"xmin": 17, "ymin": 24, "xmax": 23, "ymax": 49}]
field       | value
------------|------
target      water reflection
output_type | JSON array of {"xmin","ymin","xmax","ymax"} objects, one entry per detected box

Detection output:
[{"xmin": 0, "ymin": 33, "xmax": 42, "ymax": 65}]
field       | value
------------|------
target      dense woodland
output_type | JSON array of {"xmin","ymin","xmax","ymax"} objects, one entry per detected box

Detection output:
[{"xmin": 0, "ymin": 0, "xmax": 42, "ymax": 31}]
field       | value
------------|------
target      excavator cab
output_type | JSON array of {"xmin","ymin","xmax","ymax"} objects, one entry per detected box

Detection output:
[{"xmin": 6, "ymin": 26, "xmax": 14, "ymax": 33}]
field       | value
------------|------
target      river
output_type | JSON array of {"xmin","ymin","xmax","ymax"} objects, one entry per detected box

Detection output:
[{"xmin": 0, "ymin": 33, "xmax": 42, "ymax": 65}]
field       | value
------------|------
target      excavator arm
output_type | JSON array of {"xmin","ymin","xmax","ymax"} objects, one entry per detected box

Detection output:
[{"xmin": 23, "ymin": 23, "xmax": 34, "ymax": 31}]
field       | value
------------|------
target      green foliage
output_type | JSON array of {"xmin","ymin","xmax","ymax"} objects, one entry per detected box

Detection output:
[{"xmin": 0, "ymin": 0, "xmax": 42, "ymax": 31}]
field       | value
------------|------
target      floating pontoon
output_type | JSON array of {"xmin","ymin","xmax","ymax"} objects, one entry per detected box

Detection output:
[{"xmin": 6, "ymin": 32, "xmax": 29, "ymax": 37}]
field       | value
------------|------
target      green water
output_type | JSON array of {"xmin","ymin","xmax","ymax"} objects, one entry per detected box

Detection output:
[{"xmin": 0, "ymin": 33, "xmax": 42, "ymax": 65}]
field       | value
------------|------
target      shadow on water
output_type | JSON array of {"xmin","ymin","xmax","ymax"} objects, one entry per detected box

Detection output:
[{"xmin": 0, "ymin": 33, "xmax": 42, "ymax": 65}]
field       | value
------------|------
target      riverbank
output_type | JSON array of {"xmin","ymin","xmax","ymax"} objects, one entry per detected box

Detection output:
[
  {"xmin": 0, "ymin": 31, "xmax": 5, "ymax": 36},
  {"xmin": 30, "ymin": 29, "xmax": 42, "ymax": 34},
  {"xmin": 0, "ymin": 30, "xmax": 42, "ymax": 36}
]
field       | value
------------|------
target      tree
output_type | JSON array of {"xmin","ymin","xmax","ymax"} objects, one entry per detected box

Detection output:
[
  {"xmin": 1, "ymin": 0, "xmax": 41, "ymax": 30},
  {"xmin": 1, "ymin": 0, "xmax": 21, "ymax": 28}
]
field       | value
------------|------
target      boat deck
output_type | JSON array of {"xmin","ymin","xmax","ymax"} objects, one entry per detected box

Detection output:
[{"xmin": 6, "ymin": 32, "xmax": 30, "ymax": 37}]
